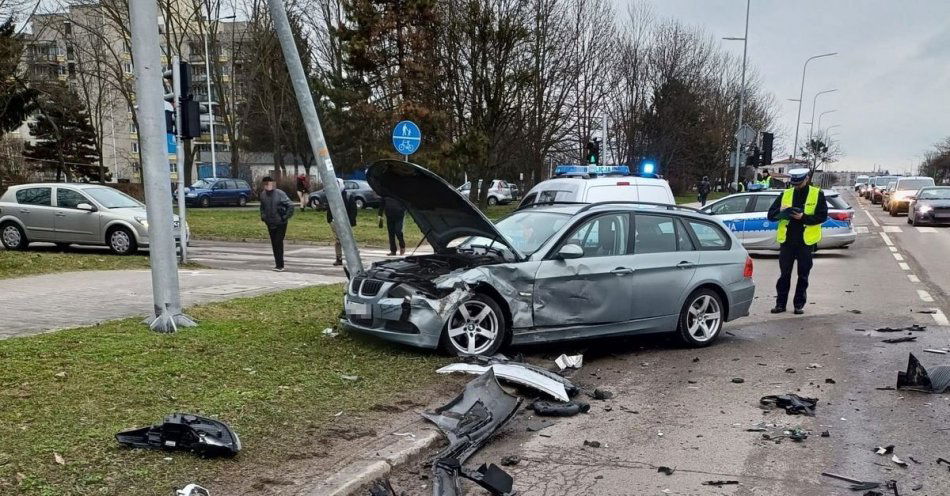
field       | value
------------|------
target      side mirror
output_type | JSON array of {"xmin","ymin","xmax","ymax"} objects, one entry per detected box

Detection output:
[
  {"xmin": 76, "ymin": 203, "xmax": 96, "ymax": 212},
  {"xmin": 908, "ymin": 196, "xmax": 917, "ymax": 201},
  {"xmin": 557, "ymin": 243, "xmax": 584, "ymax": 260}
]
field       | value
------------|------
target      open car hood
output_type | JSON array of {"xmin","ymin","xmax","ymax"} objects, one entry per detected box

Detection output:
[{"xmin": 367, "ymin": 160, "xmax": 520, "ymax": 257}]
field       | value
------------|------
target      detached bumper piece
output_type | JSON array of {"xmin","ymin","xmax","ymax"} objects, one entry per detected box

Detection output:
[
  {"xmin": 423, "ymin": 370, "xmax": 521, "ymax": 496},
  {"xmin": 115, "ymin": 413, "xmax": 242, "ymax": 457},
  {"xmin": 897, "ymin": 353, "xmax": 950, "ymax": 394}
]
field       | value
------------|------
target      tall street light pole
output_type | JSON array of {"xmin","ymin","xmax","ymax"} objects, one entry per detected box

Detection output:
[
  {"xmin": 723, "ymin": 0, "xmax": 750, "ymax": 190},
  {"xmin": 202, "ymin": 13, "xmax": 235, "ymax": 179},
  {"xmin": 817, "ymin": 109, "xmax": 837, "ymax": 133},
  {"xmin": 808, "ymin": 88, "xmax": 837, "ymax": 139},
  {"xmin": 792, "ymin": 52, "xmax": 837, "ymax": 161}
]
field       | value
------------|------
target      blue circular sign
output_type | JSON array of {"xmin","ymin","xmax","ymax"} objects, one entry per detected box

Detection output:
[{"xmin": 392, "ymin": 120, "xmax": 421, "ymax": 156}]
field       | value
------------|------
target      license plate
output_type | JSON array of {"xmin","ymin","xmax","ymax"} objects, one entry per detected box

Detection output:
[{"xmin": 345, "ymin": 300, "xmax": 369, "ymax": 317}]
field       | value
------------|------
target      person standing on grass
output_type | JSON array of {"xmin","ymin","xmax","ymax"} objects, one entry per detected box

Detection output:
[
  {"xmin": 327, "ymin": 178, "xmax": 358, "ymax": 266},
  {"xmin": 295, "ymin": 173, "xmax": 310, "ymax": 210},
  {"xmin": 378, "ymin": 195, "xmax": 406, "ymax": 256},
  {"xmin": 697, "ymin": 176, "xmax": 711, "ymax": 206},
  {"xmin": 259, "ymin": 176, "xmax": 295, "ymax": 272}
]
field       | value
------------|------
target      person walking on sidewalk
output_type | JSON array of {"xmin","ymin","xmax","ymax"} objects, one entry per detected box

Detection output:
[
  {"xmin": 259, "ymin": 176, "xmax": 295, "ymax": 272},
  {"xmin": 766, "ymin": 168, "xmax": 827, "ymax": 315},
  {"xmin": 378, "ymin": 195, "xmax": 406, "ymax": 256},
  {"xmin": 295, "ymin": 173, "xmax": 310, "ymax": 210},
  {"xmin": 327, "ymin": 178, "xmax": 357, "ymax": 266},
  {"xmin": 697, "ymin": 176, "xmax": 711, "ymax": 206}
]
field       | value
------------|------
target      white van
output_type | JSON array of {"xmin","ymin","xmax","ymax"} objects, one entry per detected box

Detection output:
[{"xmin": 520, "ymin": 173, "xmax": 675, "ymax": 207}]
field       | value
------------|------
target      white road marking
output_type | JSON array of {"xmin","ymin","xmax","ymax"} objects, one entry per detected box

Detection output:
[
  {"xmin": 916, "ymin": 227, "xmax": 937, "ymax": 233},
  {"xmin": 893, "ymin": 253, "xmax": 904, "ymax": 261},
  {"xmin": 918, "ymin": 290, "xmax": 935, "ymax": 303},
  {"xmin": 880, "ymin": 232, "xmax": 893, "ymax": 246},
  {"xmin": 888, "ymin": 246, "xmax": 898, "ymax": 252},
  {"xmin": 899, "ymin": 262, "xmax": 911, "ymax": 271},
  {"xmin": 855, "ymin": 226, "xmax": 870, "ymax": 234},
  {"xmin": 933, "ymin": 310, "xmax": 950, "ymax": 326},
  {"xmin": 865, "ymin": 210, "xmax": 880, "ymax": 227},
  {"xmin": 908, "ymin": 274, "xmax": 921, "ymax": 283},
  {"xmin": 883, "ymin": 226, "xmax": 902, "ymax": 233}
]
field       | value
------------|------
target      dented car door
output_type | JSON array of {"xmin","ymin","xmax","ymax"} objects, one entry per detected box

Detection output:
[{"xmin": 532, "ymin": 212, "xmax": 635, "ymax": 327}]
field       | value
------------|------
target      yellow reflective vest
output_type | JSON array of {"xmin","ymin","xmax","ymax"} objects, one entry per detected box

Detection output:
[{"xmin": 776, "ymin": 186, "xmax": 822, "ymax": 246}]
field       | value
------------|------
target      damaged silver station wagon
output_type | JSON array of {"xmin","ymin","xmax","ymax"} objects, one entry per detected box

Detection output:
[{"xmin": 342, "ymin": 160, "xmax": 756, "ymax": 356}]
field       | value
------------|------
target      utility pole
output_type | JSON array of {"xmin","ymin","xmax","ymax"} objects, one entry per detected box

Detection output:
[
  {"xmin": 724, "ymin": 0, "xmax": 750, "ymax": 189},
  {"xmin": 265, "ymin": 0, "xmax": 363, "ymax": 274},
  {"xmin": 129, "ymin": 0, "xmax": 195, "ymax": 332}
]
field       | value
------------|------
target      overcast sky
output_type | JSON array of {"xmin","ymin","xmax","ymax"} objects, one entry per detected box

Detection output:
[{"xmin": 636, "ymin": 0, "xmax": 950, "ymax": 173}]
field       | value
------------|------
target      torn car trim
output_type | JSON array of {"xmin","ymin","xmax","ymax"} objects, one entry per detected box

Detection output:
[{"xmin": 436, "ymin": 363, "xmax": 570, "ymax": 402}]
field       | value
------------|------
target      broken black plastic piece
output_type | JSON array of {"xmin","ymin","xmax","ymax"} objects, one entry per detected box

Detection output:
[
  {"xmin": 531, "ymin": 400, "xmax": 590, "ymax": 417},
  {"xmin": 882, "ymin": 336, "xmax": 917, "ymax": 344},
  {"xmin": 896, "ymin": 353, "xmax": 950, "ymax": 394},
  {"xmin": 115, "ymin": 413, "xmax": 241, "ymax": 457},
  {"xmin": 702, "ymin": 480, "xmax": 739, "ymax": 486},
  {"xmin": 760, "ymin": 394, "xmax": 818, "ymax": 416}
]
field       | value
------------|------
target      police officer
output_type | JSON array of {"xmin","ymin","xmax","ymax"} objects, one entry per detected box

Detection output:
[
  {"xmin": 758, "ymin": 171, "xmax": 772, "ymax": 188},
  {"xmin": 766, "ymin": 168, "xmax": 828, "ymax": 314}
]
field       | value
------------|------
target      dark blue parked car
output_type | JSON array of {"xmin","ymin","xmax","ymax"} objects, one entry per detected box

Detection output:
[{"xmin": 178, "ymin": 178, "xmax": 253, "ymax": 207}]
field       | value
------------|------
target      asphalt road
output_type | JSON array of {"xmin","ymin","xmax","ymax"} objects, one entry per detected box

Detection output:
[{"xmin": 387, "ymin": 188, "xmax": 950, "ymax": 496}]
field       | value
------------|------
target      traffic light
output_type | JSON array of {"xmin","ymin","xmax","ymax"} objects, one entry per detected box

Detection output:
[
  {"xmin": 180, "ymin": 99, "xmax": 201, "ymax": 139},
  {"xmin": 746, "ymin": 146, "xmax": 760, "ymax": 167},
  {"xmin": 162, "ymin": 61, "xmax": 202, "ymax": 139},
  {"xmin": 585, "ymin": 140, "xmax": 600, "ymax": 165},
  {"xmin": 761, "ymin": 132, "xmax": 774, "ymax": 165}
]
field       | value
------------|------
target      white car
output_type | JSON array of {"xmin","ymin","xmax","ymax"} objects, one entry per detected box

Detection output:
[
  {"xmin": 520, "ymin": 165, "xmax": 675, "ymax": 207},
  {"xmin": 457, "ymin": 180, "xmax": 514, "ymax": 205},
  {"xmin": 700, "ymin": 190, "xmax": 856, "ymax": 250}
]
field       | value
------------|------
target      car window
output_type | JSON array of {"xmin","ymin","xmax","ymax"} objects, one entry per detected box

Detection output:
[
  {"xmin": 57, "ymin": 188, "xmax": 89, "ymax": 209},
  {"xmin": 634, "ymin": 214, "xmax": 677, "ymax": 254},
  {"xmin": 212, "ymin": 181, "xmax": 225, "ymax": 190},
  {"xmin": 709, "ymin": 195, "xmax": 751, "ymax": 215},
  {"xmin": 520, "ymin": 193, "xmax": 537, "ymax": 207},
  {"xmin": 751, "ymin": 194, "xmax": 779, "ymax": 213},
  {"xmin": 191, "ymin": 179, "xmax": 211, "ymax": 189},
  {"xmin": 687, "ymin": 220, "xmax": 729, "ymax": 250},
  {"xmin": 537, "ymin": 190, "xmax": 574, "ymax": 203},
  {"xmin": 918, "ymin": 188, "xmax": 950, "ymax": 200},
  {"xmin": 827, "ymin": 195, "xmax": 850, "ymax": 209},
  {"xmin": 675, "ymin": 218, "xmax": 695, "ymax": 251},
  {"xmin": 897, "ymin": 179, "xmax": 934, "ymax": 191},
  {"xmin": 562, "ymin": 213, "xmax": 630, "ymax": 257},
  {"xmin": 237, "ymin": 180, "xmax": 250, "ymax": 189},
  {"xmin": 84, "ymin": 187, "xmax": 142, "ymax": 208},
  {"xmin": 15, "ymin": 187, "xmax": 52, "ymax": 206}
]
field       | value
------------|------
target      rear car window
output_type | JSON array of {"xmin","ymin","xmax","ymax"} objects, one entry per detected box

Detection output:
[
  {"xmin": 686, "ymin": 220, "xmax": 729, "ymax": 250},
  {"xmin": 897, "ymin": 179, "xmax": 934, "ymax": 191},
  {"xmin": 634, "ymin": 214, "xmax": 677, "ymax": 254},
  {"xmin": 16, "ymin": 187, "xmax": 52, "ymax": 206},
  {"xmin": 827, "ymin": 195, "xmax": 850, "ymax": 209},
  {"xmin": 537, "ymin": 190, "xmax": 575, "ymax": 203}
]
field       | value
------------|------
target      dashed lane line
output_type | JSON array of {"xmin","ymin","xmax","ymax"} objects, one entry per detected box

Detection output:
[
  {"xmin": 888, "ymin": 246, "xmax": 898, "ymax": 252},
  {"xmin": 916, "ymin": 227, "xmax": 937, "ymax": 233},
  {"xmin": 899, "ymin": 262, "xmax": 911, "ymax": 271},
  {"xmin": 855, "ymin": 226, "xmax": 870, "ymax": 234},
  {"xmin": 933, "ymin": 310, "xmax": 950, "ymax": 326},
  {"xmin": 909, "ymin": 274, "xmax": 921, "ymax": 283},
  {"xmin": 882, "ymin": 226, "xmax": 902, "ymax": 233},
  {"xmin": 918, "ymin": 290, "xmax": 935, "ymax": 303},
  {"xmin": 880, "ymin": 232, "xmax": 894, "ymax": 246},
  {"xmin": 865, "ymin": 210, "xmax": 881, "ymax": 227},
  {"xmin": 893, "ymin": 253, "xmax": 905, "ymax": 261}
]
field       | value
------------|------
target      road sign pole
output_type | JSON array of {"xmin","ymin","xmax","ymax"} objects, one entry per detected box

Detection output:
[
  {"xmin": 129, "ymin": 0, "xmax": 194, "ymax": 332},
  {"xmin": 265, "ymin": 0, "xmax": 363, "ymax": 275},
  {"xmin": 171, "ymin": 56, "xmax": 188, "ymax": 264}
]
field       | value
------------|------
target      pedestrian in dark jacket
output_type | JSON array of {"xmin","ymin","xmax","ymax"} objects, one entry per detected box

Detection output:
[
  {"xmin": 259, "ymin": 176, "xmax": 295, "ymax": 271},
  {"xmin": 697, "ymin": 176, "xmax": 711, "ymax": 206},
  {"xmin": 378, "ymin": 196, "xmax": 407, "ymax": 256},
  {"xmin": 295, "ymin": 173, "xmax": 310, "ymax": 210},
  {"xmin": 326, "ymin": 179, "xmax": 358, "ymax": 266}
]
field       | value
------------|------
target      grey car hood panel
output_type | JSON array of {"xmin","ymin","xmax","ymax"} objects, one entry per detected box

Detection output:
[{"xmin": 367, "ymin": 160, "xmax": 519, "ymax": 256}]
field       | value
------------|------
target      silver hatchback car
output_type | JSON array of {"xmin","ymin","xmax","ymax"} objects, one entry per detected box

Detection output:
[
  {"xmin": 0, "ymin": 183, "xmax": 184, "ymax": 255},
  {"xmin": 342, "ymin": 161, "xmax": 756, "ymax": 356}
]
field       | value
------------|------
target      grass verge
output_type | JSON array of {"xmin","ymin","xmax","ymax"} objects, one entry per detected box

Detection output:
[
  {"xmin": 183, "ymin": 204, "xmax": 518, "ymax": 247},
  {"xmin": 0, "ymin": 250, "xmax": 152, "ymax": 280},
  {"xmin": 674, "ymin": 191, "xmax": 728, "ymax": 205},
  {"xmin": 0, "ymin": 285, "xmax": 447, "ymax": 495}
]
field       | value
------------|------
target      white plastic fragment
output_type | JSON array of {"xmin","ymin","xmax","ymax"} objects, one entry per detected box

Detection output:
[
  {"xmin": 555, "ymin": 354, "xmax": 583, "ymax": 370},
  {"xmin": 436, "ymin": 363, "xmax": 569, "ymax": 402}
]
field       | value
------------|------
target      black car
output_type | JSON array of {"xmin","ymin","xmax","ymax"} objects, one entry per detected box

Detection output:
[{"xmin": 908, "ymin": 186, "xmax": 950, "ymax": 226}]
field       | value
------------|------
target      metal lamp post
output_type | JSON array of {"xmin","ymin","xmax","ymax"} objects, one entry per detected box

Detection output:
[
  {"xmin": 202, "ymin": 13, "xmax": 235, "ymax": 179},
  {"xmin": 792, "ymin": 52, "xmax": 837, "ymax": 160},
  {"xmin": 817, "ymin": 109, "xmax": 837, "ymax": 132},
  {"xmin": 808, "ymin": 88, "xmax": 837, "ymax": 139},
  {"xmin": 723, "ymin": 0, "xmax": 751, "ymax": 189}
]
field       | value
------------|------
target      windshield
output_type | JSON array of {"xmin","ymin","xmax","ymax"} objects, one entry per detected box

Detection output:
[
  {"xmin": 461, "ymin": 211, "xmax": 571, "ymax": 255},
  {"xmin": 191, "ymin": 179, "xmax": 212, "ymax": 189},
  {"xmin": 917, "ymin": 188, "xmax": 950, "ymax": 200},
  {"xmin": 897, "ymin": 179, "xmax": 934, "ymax": 191},
  {"xmin": 873, "ymin": 176, "xmax": 897, "ymax": 186},
  {"xmin": 84, "ymin": 187, "xmax": 142, "ymax": 209}
]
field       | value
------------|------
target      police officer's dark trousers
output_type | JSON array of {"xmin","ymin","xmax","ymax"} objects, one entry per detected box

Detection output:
[{"xmin": 776, "ymin": 241, "xmax": 814, "ymax": 310}]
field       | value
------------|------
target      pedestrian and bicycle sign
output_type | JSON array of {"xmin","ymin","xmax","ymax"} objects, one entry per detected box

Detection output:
[{"xmin": 392, "ymin": 120, "xmax": 421, "ymax": 157}]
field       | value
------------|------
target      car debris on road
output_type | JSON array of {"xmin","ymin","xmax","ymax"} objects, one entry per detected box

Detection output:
[
  {"xmin": 436, "ymin": 362, "xmax": 571, "ymax": 402},
  {"xmin": 760, "ymin": 394, "xmax": 818, "ymax": 416},
  {"xmin": 554, "ymin": 353, "xmax": 583, "ymax": 371},
  {"xmin": 115, "ymin": 413, "xmax": 241, "ymax": 457},
  {"xmin": 176, "ymin": 484, "xmax": 211, "ymax": 496},
  {"xmin": 896, "ymin": 353, "xmax": 950, "ymax": 393}
]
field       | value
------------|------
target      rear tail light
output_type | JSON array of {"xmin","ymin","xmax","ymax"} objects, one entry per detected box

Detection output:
[
  {"xmin": 743, "ymin": 256, "xmax": 754, "ymax": 278},
  {"xmin": 616, "ymin": 181, "xmax": 631, "ymax": 186},
  {"xmin": 829, "ymin": 211, "xmax": 852, "ymax": 221}
]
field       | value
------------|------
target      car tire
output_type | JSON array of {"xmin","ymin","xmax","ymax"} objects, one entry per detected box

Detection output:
[
  {"xmin": 908, "ymin": 215, "xmax": 914, "ymax": 225},
  {"xmin": 107, "ymin": 227, "xmax": 137, "ymax": 255},
  {"xmin": 0, "ymin": 222, "xmax": 28, "ymax": 250},
  {"xmin": 440, "ymin": 294, "xmax": 507, "ymax": 357},
  {"xmin": 55, "ymin": 243, "xmax": 71, "ymax": 251},
  {"xmin": 200, "ymin": 196, "xmax": 211, "ymax": 208},
  {"xmin": 487, "ymin": 196, "xmax": 498, "ymax": 206},
  {"xmin": 677, "ymin": 288, "xmax": 724, "ymax": 348},
  {"xmin": 890, "ymin": 205, "xmax": 898, "ymax": 217},
  {"xmin": 238, "ymin": 195, "xmax": 247, "ymax": 207},
  {"xmin": 355, "ymin": 197, "xmax": 365, "ymax": 209}
]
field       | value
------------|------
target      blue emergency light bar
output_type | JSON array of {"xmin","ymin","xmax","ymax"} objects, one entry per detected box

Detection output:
[{"xmin": 553, "ymin": 164, "xmax": 631, "ymax": 177}]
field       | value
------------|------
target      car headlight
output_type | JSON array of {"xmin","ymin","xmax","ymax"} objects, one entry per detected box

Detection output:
[
  {"xmin": 186, "ymin": 192, "xmax": 197, "ymax": 197},
  {"xmin": 918, "ymin": 205, "xmax": 933, "ymax": 214},
  {"xmin": 134, "ymin": 217, "xmax": 148, "ymax": 228}
]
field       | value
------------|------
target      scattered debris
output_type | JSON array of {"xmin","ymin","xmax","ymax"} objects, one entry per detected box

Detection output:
[
  {"xmin": 702, "ymin": 481, "xmax": 739, "ymax": 487},
  {"xmin": 368, "ymin": 479, "xmax": 395, "ymax": 496},
  {"xmin": 825, "ymin": 378, "xmax": 836, "ymax": 384},
  {"xmin": 471, "ymin": 355, "xmax": 579, "ymax": 397},
  {"xmin": 908, "ymin": 456, "xmax": 921, "ymax": 464},
  {"xmin": 760, "ymin": 394, "xmax": 818, "ymax": 416},
  {"xmin": 500, "ymin": 455, "xmax": 520, "ymax": 466},
  {"xmin": 876, "ymin": 325, "xmax": 927, "ymax": 333},
  {"xmin": 53, "ymin": 452, "xmax": 64, "ymax": 465},
  {"xmin": 821, "ymin": 430, "xmax": 830, "ymax": 437},
  {"xmin": 321, "ymin": 327, "xmax": 339, "ymax": 338},
  {"xmin": 731, "ymin": 378, "xmax": 745, "ymax": 384},
  {"xmin": 807, "ymin": 363, "xmax": 823, "ymax": 369},
  {"xmin": 875, "ymin": 445, "xmax": 895, "ymax": 455},
  {"xmin": 531, "ymin": 400, "xmax": 590, "ymax": 417},
  {"xmin": 849, "ymin": 310, "xmax": 862, "ymax": 314},
  {"xmin": 785, "ymin": 368, "xmax": 796, "ymax": 374},
  {"xmin": 176, "ymin": 484, "xmax": 211, "ymax": 496},
  {"xmin": 526, "ymin": 419, "xmax": 554, "ymax": 432},
  {"xmin": 339, "ymin": 374, "xmax": 360, "ymax": 381},
  {"xmin": 657, "ymin": 466, "xmax": 675, "ymax": 476},
  {"xmin": 54, "ymin": 371, "xmax": 67, "ymax": 379},
  {"xmin": 437, "ymin": 362, "xmax": 570, "ymax": 402},
  {"xmin": 882, "ymin": 336, "xmax": 917, "ymax": 344},
  {"xmin": 896, "ymin": 353, "xmax": 950, "ymax": 394},
  {"xmin": 937, "ymin": 457, "xmax": 950, "ymax": 471},
  {"xmin": 891, "ymin": 455, "xmax": 908, "ymax": 468},
  {"xmin": 924, "ymin": 348, "xmax": 949, "ymax": 355},
  {"xmin": 115, "ymin": 413, "xmax": 241, "ymax": 457},
  {"xmin": 434, "ymin": 458, "xmax": 514, "ymax": 496},
  {"xmin": 917, "ymin": 309, "xmax": 938, "ymax": 314},
  {"xmin": 591, "ymin": 388, "xmax": 614, "ymax": 400},
  {"xmin": 821, "ymin": 472, "xmax": 881, "ymax": 491},
  {"xmin": 554, "ymin": 354, "xmax": 583, "ymax": 371},
  {"xmin": 583, "ymin": 440, "xmax": 601, "ymax": 448}
]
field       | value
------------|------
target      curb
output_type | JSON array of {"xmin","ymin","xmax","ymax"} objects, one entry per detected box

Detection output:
[{"xmin": 298, "ymin": 422, "xmax": 442, "ymax": 496}]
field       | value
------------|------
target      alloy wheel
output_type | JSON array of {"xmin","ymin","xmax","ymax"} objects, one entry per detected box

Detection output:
[
  {"xmin": 446, "ymin": 300, "xmax": 500, "ymax": 355},
  {"xmin": 686, "ymin": 294, "xmax": 722, "ymax": 343}
]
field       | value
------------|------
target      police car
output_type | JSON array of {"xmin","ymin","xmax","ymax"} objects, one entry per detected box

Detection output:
[
  {"xmin": 700, "ymin": 189, "xmax": 856, "ymax": 250},
  {"xmin": 520, "ymin": 164, "xmax": 675, "ymax": 207}
]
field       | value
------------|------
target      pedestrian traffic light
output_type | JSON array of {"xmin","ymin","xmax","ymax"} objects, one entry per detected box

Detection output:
[
  {"xmin": 761, "ymin": 132, "xmax": 774, "ymax": 165},
  {"xmin": 585, "ymin": 140, "xmax": 600, "ymax": 165},
  {"xmin": 180, "ymin": 99, "xmax": 201, "ymax": 139}
]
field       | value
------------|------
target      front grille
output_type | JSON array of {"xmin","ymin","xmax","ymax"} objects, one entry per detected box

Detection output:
[
  {"xmin": 350, "ymin": 276, "xmax": 365, "ymax": 294},
  {"xmin": 360, "ymin": 279, "xmax": 384, "ymax": 297},
  {"xmin": 384, "ymin": 320, "xmax": 419, "ymax": 334},
  {"xmin": 351, "ymin": 317, "xmax": 373, "ymax": 327}
]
